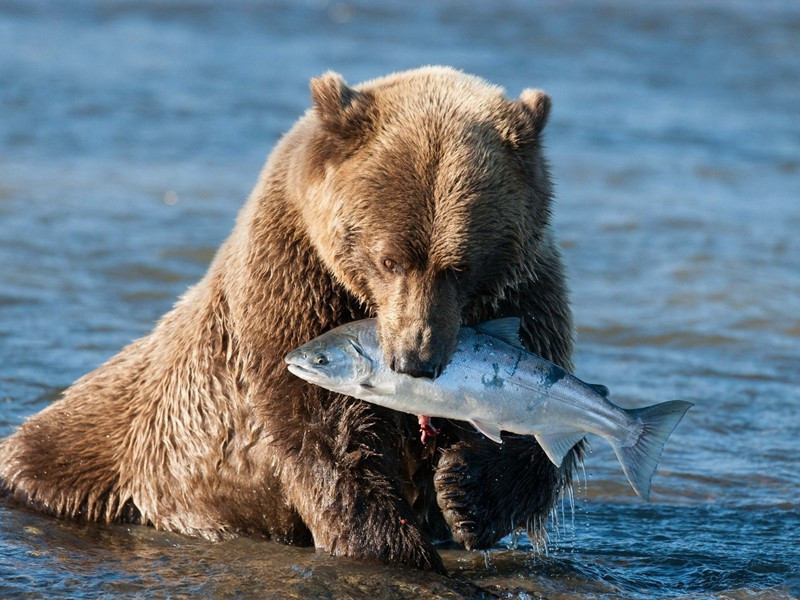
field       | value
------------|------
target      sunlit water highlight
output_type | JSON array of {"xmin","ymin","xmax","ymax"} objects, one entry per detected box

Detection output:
[{"xmin": 1, "ymin": 0, "xmax": 799, "ymax": 597}]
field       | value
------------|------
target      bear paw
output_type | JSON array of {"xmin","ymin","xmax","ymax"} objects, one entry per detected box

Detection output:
[
  {"xmin": 433, "ymin": 437, "xmax": 565, "ymax": 551},
  {"xmin": 433, "ymin": 442, "xmax": 504, "ymax": 550}
]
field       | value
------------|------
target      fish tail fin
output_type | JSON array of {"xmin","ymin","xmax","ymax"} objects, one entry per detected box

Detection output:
[{"xmin": 611, "ymin": 400, "xmax": 693, "ymax": 501}]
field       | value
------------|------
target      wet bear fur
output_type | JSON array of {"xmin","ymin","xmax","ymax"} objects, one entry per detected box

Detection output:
[{"xmin": 0, "ymin": 67, "xmax": 576, "ymax": 573}]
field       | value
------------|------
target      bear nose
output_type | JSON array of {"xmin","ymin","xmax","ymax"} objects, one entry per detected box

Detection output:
[{"xmin": 393, "ymin": 355, "xmax": 440, "ymax": 379}]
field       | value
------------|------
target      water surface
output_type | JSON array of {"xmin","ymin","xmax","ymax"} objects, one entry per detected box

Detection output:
[{"xmin": 1, "ymin": 1, "xmax": 799, "ymax": 597}]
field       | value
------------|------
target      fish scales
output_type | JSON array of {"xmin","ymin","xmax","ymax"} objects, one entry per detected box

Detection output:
[
  {"xmin": 435, "ymin": 332, "xmax": 632, "ymax": 443},
  {"xmin": 285, "ymin": 318, "xmax": 692, "ymax": 501}
]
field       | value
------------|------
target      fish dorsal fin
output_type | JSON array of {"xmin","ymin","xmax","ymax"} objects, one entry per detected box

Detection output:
[
  {"xmin": 469, "ymin": 419, "xmax": 504, "ymax": 444},
  {"xmin": 534, "ymin": 431, "xmax": 585, "ymax": 467},
  {"xmin": 472, "ymin": 318, "xmax": 523, "ymax": 348},
  {"xmin": 587, "ymin": 383, "xmax": 610, "ymax": 397}
]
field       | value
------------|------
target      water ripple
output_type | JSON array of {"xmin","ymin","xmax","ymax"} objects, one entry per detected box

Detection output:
[{"xmin": 1, "ymin": 0, "xmax": 798, "ymax": 597}]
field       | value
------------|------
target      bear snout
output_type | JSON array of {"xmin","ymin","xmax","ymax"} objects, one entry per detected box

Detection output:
[
  {"xmin": 378, "ymin": 276, "xmax": 461, "ymax": 379},
  {"xmin": 393, "ymin": 354, "xmax": 441, "ymax": 380},
  {"xmin": 383, "ymin": 322, "xmax": 458, "ymax": 380}
]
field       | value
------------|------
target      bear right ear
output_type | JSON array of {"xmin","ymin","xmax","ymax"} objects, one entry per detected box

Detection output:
[
  {"xmin": 518, "ymin": 89, "xmax": 551, "ymax": 135},
  {"xmin": 503, "ymin": 88, "xmax": 552, "ymax": 148},
  {"xmin": 310, "ymin": 72, "xmax": 374, "ymax": 137}
]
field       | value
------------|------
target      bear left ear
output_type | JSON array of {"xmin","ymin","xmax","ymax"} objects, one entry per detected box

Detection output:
[
  {"xmin": 310, "ymin": 71, "xmax": 374, "ymax": 137},
  {"xmin": 503, "ymin": 89, "xmax": 551, "ymax": 148}
]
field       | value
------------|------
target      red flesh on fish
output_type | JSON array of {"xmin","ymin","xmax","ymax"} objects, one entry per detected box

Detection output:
[{"xmin": 418, "ymin": 414, "xmax": 439, "ymax": 445}]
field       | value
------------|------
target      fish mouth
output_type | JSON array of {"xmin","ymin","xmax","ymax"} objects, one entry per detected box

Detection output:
[
  {"xmin": 286, "ymin": 362, "xmax": 312, "ymax": 376},
  {"xmin": 284, "ymin": 352, "xmax": 320, "ymax": 379},
  {"xmin": 286, "ymin": 362, "xmax": 328, "ymax": 384}
]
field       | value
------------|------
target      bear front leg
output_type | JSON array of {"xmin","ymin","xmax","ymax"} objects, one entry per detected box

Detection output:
[
  {"xmin": 272, "ymin": 391, "xmax": 446, "ymax": 573},
  {"xmin": 436, "ymin": 259, "xmax": 577, "ymax": 549},
  {"xmin": 434, "ymin": 435, "xmax": 579, "ymax": 549}
]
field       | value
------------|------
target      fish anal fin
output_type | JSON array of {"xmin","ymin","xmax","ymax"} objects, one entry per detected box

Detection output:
[
  {"xmin": 470, "ymin": 419, "xmax": 504, "ymax": 444},
  {"xmin": 472, "ymin": 318, "xmax": 523, "ymax": 348},
  {"xmin": 534, "ymin": 431, "xmax": 585, "ymax": 467}
]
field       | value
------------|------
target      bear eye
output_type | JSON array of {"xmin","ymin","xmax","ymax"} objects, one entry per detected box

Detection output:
[
  {"xmin": 382, "ymin": 258, "xmax": 400, "ymax": 274},
  {"xmin": 313, "ymin": 354, "xmax": 328, "ymax": 366}
]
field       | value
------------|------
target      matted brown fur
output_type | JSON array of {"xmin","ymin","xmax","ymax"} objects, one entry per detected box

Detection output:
[{"xmin": 0, "ymin": 67, "xmax": 575, "ymax": 573}]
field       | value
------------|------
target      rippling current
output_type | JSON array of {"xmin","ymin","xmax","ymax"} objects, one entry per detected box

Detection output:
[{"xmin": 1, "ymin": 1, "xmax": 799, "ymax": 598}]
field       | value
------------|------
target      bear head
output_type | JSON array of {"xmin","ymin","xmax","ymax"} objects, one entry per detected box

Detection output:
[{"xmin": 298, "ymin": 66, "xmax": 553, "ymax": 378}]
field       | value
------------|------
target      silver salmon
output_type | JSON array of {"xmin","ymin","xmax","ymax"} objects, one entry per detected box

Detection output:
[{"xmin": 285, "ymin": 318, "xmax": 692, "ymax": 500}]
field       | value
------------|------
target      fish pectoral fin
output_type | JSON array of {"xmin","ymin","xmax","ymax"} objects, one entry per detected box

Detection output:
[
  {"xmin": 472, "ymin": 318, "xmax": 524, "ymax": 348},
  {"xmin": 469, "ymin": 419, "xmax": 504, "ymax": 444},
  {"xmin": 360, "ymin": 382, "xmax": 395, "ymax": 395},
  {"xmin": 534, "ymin": 431, "xmax": 586, "ymax": 467}
]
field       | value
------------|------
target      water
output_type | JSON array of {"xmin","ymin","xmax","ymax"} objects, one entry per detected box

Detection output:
[{"xmin": 1, "ymin": 0, "xmax": 799, "ymax": 597}]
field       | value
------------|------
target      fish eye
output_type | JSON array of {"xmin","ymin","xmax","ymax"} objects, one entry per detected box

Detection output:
[{"xmin": 313, "ymin": 353, "xmax": 328, "ymax": 366}]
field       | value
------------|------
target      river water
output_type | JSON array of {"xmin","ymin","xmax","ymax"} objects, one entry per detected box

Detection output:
[{"xmin": 1, "ymin": 1, "xmax": 798, "ymax": 598}]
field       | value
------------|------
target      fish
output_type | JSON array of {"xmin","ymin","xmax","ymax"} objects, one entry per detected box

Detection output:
[{"xmin": 285, "ymin": 318, "xmax": 692, "ymax": 501}]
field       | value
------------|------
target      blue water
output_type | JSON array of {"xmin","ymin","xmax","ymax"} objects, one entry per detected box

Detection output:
[{"xmin": 1, "ymin": 1, "xmax": 799, "ymax": 597}]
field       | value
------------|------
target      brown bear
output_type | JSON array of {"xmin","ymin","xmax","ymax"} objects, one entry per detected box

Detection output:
[{"xmin": 0, "ymin": 66, "xmax": 576, "ymax": 573}]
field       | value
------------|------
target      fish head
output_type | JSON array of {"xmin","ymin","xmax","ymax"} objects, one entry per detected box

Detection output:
[{"xmin": 285, "ymin": 327, "xmax": 375, "ymax": 392}]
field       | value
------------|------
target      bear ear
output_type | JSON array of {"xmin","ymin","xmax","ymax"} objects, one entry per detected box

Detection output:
[
  {"xmin": 518, "ymin": 88, "xmax": 551, "ymax": 135},
  {"xmin": 503, "ymin": 89, "xmax": 551, "ymax": 148},
  {"xmin": 310, "ymin": 71, "xmax": 373, "ymax": 137}
]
